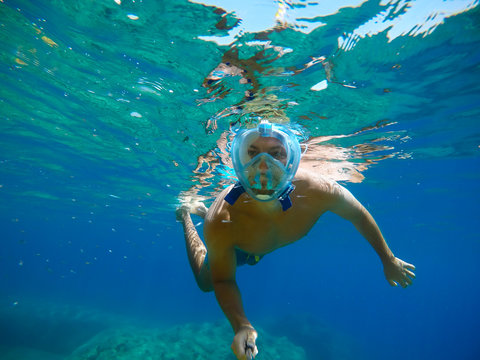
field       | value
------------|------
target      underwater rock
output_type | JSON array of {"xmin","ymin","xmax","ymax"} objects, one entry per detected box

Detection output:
[
  {"xmin": 68, "ymin": 320, "xmax": 306, "ymax": 360},
  {"xmin": 0, "ymin": 300, "xmax": 110, "ymax": 356},
  {"xmin": 263, "ymin": 313, "xmax": 360, "ymax": 360}
]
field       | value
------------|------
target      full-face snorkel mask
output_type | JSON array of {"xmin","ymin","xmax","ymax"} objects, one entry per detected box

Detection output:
[{"xmin": 231, "ymin": 120, "xmax": 301, "ymax": 202}]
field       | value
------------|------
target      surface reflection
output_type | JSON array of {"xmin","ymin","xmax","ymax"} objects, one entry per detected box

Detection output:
[{"xmin": 179, "ymin": 118, "xmax": 399, "ymax": 205}]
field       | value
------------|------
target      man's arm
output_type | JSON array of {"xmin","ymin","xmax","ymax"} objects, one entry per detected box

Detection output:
[
  {"xmin": 204, "ymin": 224, "xmax": 258, "ymax": 359},
  {"xmin": 327, "ymin": 182, "xmax": 416, "ymax": 287}
]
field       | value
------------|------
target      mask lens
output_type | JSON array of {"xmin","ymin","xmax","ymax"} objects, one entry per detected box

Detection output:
[
  {"xmin": 231, "ymin": 121, "xmax": 302, "ymax": 202},
  {"xmin": 244, "ymin": 154, "xmax": 286, "ymax": 194}
]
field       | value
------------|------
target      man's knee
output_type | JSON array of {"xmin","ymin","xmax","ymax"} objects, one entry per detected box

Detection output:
[
  {"xmin": 198, "ymin": 282, "xmax": 214, "ymax": 293},
  {"xmin": 196, "ymin": 275, "xmax": 214, "ymax": 292},
  {"xmin": 196, "ymin": 268, "xmax": 214, "ymax": 292}
]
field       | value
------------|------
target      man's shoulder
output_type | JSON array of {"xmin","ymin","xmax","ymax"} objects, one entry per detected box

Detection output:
[
  {"xmin": 292, "ymin": 169, "xmax": 346, "ymax": 211},
  {"xmin": 205, "ymin": 202, "xmax": 230, "ymax": 227},
  {"xmin": 294, "ymin": 168, "xmax": 339, "ymax": 192},
  {"xmin": 204, "ymin": 187, "xmax": 235, "ymax": 242}
]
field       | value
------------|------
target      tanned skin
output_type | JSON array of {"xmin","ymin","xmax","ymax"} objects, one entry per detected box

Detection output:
[{"xmin": 178, "ymin": 137, "xmax": 415, "ymax": 360}]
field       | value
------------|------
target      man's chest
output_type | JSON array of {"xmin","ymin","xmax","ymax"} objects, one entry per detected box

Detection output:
[{"xmin": 229, "ymin": 208, "xmax": 321, "ymax": 254}]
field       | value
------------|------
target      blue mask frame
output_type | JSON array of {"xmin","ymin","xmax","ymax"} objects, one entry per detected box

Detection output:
[{"xmin": 231, "ymin": 120, "xmax": 301, "ymax": 202}]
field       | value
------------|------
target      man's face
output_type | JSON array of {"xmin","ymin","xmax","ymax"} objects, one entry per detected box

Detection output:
[
  {"xmin": 245, "ymin": 137, "xmax": 288, "ymax": 194},
  {"xmin": 247, "ymin": 137, "xmax": 287, "ymax": 164}
]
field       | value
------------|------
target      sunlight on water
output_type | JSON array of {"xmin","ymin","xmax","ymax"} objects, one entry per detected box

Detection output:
[
  {"xmin": 338, "ymin": 0, "xmax": 479, "ymax": 51},
  {"xmin": 191, "ymin": 0, "xmax": 479, "ymax": 45}
]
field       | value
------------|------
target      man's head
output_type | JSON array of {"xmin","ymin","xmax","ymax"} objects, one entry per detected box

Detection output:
[{"xmin": 231, "ymin": 120, "xmax": 301, "ymax": 202}]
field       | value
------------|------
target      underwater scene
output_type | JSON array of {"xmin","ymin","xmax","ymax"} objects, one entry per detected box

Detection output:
[{"xmin": 1, "ymin": 0, "xmax": 479, "ymax": 359}]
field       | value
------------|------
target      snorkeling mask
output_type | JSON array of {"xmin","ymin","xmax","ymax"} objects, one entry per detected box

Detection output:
[{"xmin": 231, "ymin": 120, "xmax": 301, "ymax": 202}]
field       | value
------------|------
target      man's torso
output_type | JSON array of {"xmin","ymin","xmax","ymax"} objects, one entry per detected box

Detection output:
[{"xmin": 204, "ymin": 169, "xmax": 339, "ymax": 255}]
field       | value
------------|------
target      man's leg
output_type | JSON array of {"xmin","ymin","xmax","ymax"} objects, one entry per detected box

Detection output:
[{"xmin": 178, "ymin": 208, "xmax": 214, "ymax": 292}]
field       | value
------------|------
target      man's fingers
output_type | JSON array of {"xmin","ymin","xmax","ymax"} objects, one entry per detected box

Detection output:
[
  {"xmin": 388, "ymin": 279, "xmax": 398, "ymax": 287},
  {"xmin": 246, "ymin": 333, "xmax": 257, "ymax": 348},
  {"xmin": 403, "ymin": 261, "xmax": 415, "ymax": 270},
  {"xmin": 246, "ymin": 332, "xmax": 258, "ymax": 359},
  {"xmin": 245, "ymin": 344, "xmax": 257, "ymax": 359},
  {"xmin": 245, "ymin": 338, "xmax": 256, "ymax": 358},
  {"xmin": 406, "ymin": 269, "xmax": 416, "ymax": 279}
]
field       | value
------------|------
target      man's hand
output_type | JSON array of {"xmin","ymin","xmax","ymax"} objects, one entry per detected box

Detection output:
[
  {"xmin": 176, "ymin": 197, "xmax": 208, "ymax": 222},
  {"xmin": 231, "ymin": 326, "xmax": 258, "ymax": 360},
  {"xmin": 383, "ymin": 257, "xmax": 416, "ymax": 288}
]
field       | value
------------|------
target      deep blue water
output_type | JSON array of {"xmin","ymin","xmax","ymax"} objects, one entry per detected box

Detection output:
[{"xmin": 1, "ymin": 0, "xmax": 480, "ymax": 359}]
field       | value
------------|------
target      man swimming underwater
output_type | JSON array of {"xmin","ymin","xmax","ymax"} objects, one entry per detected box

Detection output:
[{"xmin": 177, "ymin": 120, "xmax": 416, "ymax": 360}]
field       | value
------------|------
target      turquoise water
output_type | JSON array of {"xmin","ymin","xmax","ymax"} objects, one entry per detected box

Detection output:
[{"xmin": 1, "ymin": 0, "xmax": 479, "ymax": 359}]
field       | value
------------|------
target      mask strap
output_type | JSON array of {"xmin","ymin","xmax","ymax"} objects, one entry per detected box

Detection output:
[
  {"xmin": 224, "ymin": 182, "xmax": 296, "ymax": 211},
  {"xmin": 277, "ymin": 183, "xmax": 296, "ymax": 211},
  {"xmin": 224, "ymin": 182, "xmax": 245, "ymax": 205}
]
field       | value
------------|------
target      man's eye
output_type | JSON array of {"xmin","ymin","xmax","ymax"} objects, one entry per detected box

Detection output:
[
  {"xmin": 270, "ymin": 151, "xmax": 286, "ymax": 159},
  {"xmin": 248, "ymin": 150, "xmax": 258, "ymax": 157}
]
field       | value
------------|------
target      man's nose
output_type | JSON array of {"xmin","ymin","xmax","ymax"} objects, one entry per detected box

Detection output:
[{"xmin": 259, "ymin": 159, "xmax": 268, "ymax": 170}]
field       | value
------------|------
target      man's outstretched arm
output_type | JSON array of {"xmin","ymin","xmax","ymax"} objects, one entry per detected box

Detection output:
[
  {"xmin": 213, "ymin": 277, "xmax": 258, "ymax": 359},
  {"xmin": 177, "ymin": 208, "xmax": 213, "ymax": 292},
  {"xmin": 328, "ymin": 183, "xmax": 416, "ymax": 287},
  {"xmin": 204, "ymin": 225, "xmax": 259, "ymax": 359}
]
